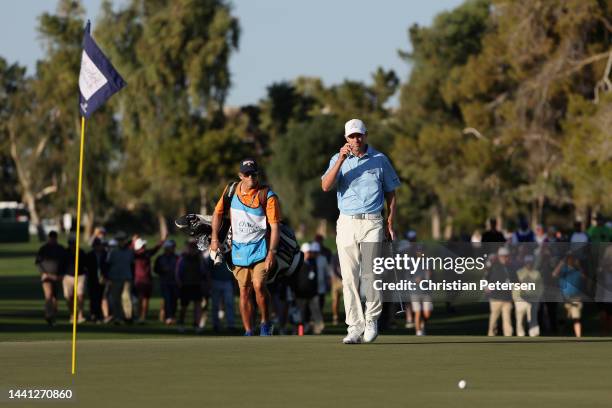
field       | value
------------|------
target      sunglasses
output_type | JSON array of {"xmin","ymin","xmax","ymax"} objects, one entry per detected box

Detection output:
[
  {"xmin": 347, "ymin": 134, "xmax": 364, "ymax": 139},
  {"xmin": 243, "ymin": 172, "xmax": 258, "ymax": 178}
]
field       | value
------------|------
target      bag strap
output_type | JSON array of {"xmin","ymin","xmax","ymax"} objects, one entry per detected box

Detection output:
[
  {"xmin": 257, "ymin": 185, "xmax": 270, "ymax": 211},
  {"xmin": 224, "ymin": 181, "xmax": 273, "ymax": 220},
  {"xmin": 222, "ymin": 181, "xmax": 238, "ymax": 219}
]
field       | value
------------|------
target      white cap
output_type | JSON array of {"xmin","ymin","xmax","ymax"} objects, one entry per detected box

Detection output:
[
  {"xmin": 300, "ymin": 242, "xmax": 311, "ymax": 253},
  {"xmin": 344, "ymin": 118, "xmax": 367, "ymax": 137},
  {"xmin": 310, "ymin": 242, "xmax": 321, "ymax": 252},
  {"xmin": 134, "ymin": 238, "xmax": 147, "ymax": 251}
]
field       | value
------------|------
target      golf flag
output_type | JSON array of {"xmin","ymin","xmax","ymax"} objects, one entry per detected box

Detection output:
[
  {"xmin": 78, "ymin": 20, "xmax": 126, "ymax": 117},
  {"xmin": 72, "ymin": 20, "xmax": 125, "ymax": 375}
]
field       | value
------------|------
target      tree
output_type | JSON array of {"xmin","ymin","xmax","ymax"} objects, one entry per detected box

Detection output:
[
  {"xmin": 0, "ymin": 58, "xmax": 50, "ymax": 239},
  {"xmin": 267, "ymin": 115, "xmax": 344, "ymax": 235},
  {"xmin": 96, "ymin": 0, "xmax": 241, "ymax": 230},
  {"xmin": 393, "ymin": 0, "xmax": 491, "ymax": 238},
  {"xmin": 445, "ymin": 0, "xmax": 612, "ymax": 225}
]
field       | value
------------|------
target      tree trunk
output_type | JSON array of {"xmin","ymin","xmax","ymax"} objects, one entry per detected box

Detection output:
[
  {"xmin": 495, "ymin": 203, "xmax": 504, "ymax": 234},
  {"xmin": 431, "ymin": 205, "xmax": 441, "ymax": 240},
  {"xmin": 316, "ymin": 219, "xmax": 327, "ymax": 237},
  {"xmin": 534, "ymin": 194, "xmax": 546, "ymax": 227},
  {"xmin": 84, "ymin": 209, "xmax": 95, "ymax": 242},
  {"xmin": 9, "ymin": 126, "xmax": 45, "ymax": 241},
  {"xmin": 157, "ymin": 211, "xmax": 168, "ymax": 238},
  {"xmin": 296, "ymin": 222, "xmax": 306, "ymax": 241},
  {"xmin": 444, "ymin": 215, "xmax": 454, "ymax": 241},
  {"xmin": 23, "ymin": 190, "xmax": 45, "ymax": 241},
  {"xmin": 586, "ymin": 206, "xmax": 593, "ymax": 228},
  {"xmin": 199, "ymin": 185, "xmax": 208, "ymax": 215}
]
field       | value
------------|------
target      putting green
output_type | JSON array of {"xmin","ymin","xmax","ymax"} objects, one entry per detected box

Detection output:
[{"xmin": 2, "ymin": 336, "xmax": 611, "ymax": 408}]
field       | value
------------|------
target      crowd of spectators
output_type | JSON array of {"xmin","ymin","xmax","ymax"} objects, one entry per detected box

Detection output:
[{"xmin": 34, "ymin": 215, "xmax": 611, "ymax": 337}]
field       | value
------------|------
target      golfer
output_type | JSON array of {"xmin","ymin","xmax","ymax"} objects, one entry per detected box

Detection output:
[{"xmin": 322, "ymin": 118, "xmax": 400, "ymax": 344}]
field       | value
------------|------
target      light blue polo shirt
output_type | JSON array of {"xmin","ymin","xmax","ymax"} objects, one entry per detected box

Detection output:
[{"xmin": 322, "ymin": 145, "xmax": 400, "ymax": 215}]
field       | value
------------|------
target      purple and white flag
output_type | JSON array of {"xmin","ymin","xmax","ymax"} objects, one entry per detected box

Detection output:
[{"xmin": 78, "ymin": 20, "xmax": 125, "ymax": 118}]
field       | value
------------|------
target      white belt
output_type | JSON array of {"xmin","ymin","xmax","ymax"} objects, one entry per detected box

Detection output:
[{"xmin": 341, "ymin": 213, "xmax": 382, "ymax": 220}]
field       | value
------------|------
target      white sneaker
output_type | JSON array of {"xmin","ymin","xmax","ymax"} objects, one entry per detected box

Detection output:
[
  {"xmin": 364, "ymin": 320, "xmax": 378, "ymax": 343},
  {"xmin": 342, "ymin": 331, "xmax": 363, "ymax": 344}
]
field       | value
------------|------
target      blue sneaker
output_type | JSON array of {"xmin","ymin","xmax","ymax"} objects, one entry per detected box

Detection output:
[
  {"xmin": 244, "ymin": 330, "xmax": 253, "ymax": 336},
  {"xmin": 260, "ymin": 322, "xmax": 272, "ymax": 336}
]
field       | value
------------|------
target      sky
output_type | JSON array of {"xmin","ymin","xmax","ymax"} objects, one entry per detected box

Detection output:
[{"xmin": 0, "ymin": 0, "xmax": 464, "ymax": 107}]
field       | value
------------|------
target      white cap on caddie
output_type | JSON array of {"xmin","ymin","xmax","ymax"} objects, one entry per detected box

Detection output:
[{"xmin": 344, "ymin": 118, "xmax": 367, "ymax": 137}]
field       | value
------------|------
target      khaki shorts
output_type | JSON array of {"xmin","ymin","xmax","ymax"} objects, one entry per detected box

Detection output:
[
  {"xmin": 564, "ymin": 301, "xmax": 583, "ymax": 320},
  {"xmin": 62, "ymin": 274, "xmax": 87, "ymax": 299},
  {"xmin": 233, "ymin": 261, "xmax": 267, "ymax": 288}
]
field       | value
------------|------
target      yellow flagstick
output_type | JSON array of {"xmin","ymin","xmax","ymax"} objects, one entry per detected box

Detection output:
[{"xmin": 71, "ymin": 116, "xmax": 86, "ymax": 375}]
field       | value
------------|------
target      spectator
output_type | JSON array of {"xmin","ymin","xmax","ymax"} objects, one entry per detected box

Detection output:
[
  {"xmin": 596, "ymin": 244, "xmax": 612, "ymax": 335},
  {"xmin": 511, "ymin": 215, "xmax": 535, "ymax": 243},
  {"xmin": 62, "ymin": 234, "xmax": 87, "ymax": 324},
  {"xmin": 482, "ymin": 218, "xmax": 506, "ymax": 243},
  {"xmin": 410, "ymin": 245, "xmax": 433, "ymax": 336},
  {"xmin": 570, "ymin": 221, "xmax": 590, "ymax": 267},
  {"xmin": 199, "ymin": 249, "xmax": 212, "ymax": 330},
  {"xmin": 330, "ymin": 252, "xmax": 343, "ymax": 325},
  {"xmin": 535, "ymin": 224, "xmax": 547, "ymax": 245},
  {"xmin": 485, "ymin": 246, "xmax": 516, "ymax": 336},
  {"xmin": 86, "ymin": 238, "xmax": 108, "ymax": 323},
  {"xmin": 291, "ymin": 243, "xmax": 324, "ymax": 334},
  {"xmin": 268, "ymin": 279, "xmax": 290, "ymax": 335},
  {"xmin": 176, "ymin": 239, "xmax": 206, "ymax": 334},
  {"xmin": 546, "ymin": 226, "xmax": 558, "ymax": 243},
  {"xmin": 209, "ymin": 256, "xmax": 236, "ymax": 332},
  {"xmin": 88, "ymin": 226, "xmax": 107, "ymax": 246},
  {"xmin": 553, "ymin": 253, "xmax": 586, "ymax": 337},
  {"xmin": 314, "ymin": 234, "xmax": 332, "ymax": 262},
  {"xmin": 513, "ymin": 255, "xmax": 543, "ymax": 336},
  {"xmin": 309, "ymin": 241, "xmax": 330, "ymax": 317},
  {"xmin": 35, "ymin": 231, "xmax": 65, "ymax": 326},
  {"xmin": 106, "ymin": 232, "xmax": 134, "ymax": 323},
  {"xmin": 154, "ymin": 239, "xmax": 179, "ymax": 325},
  {"xmin": 392, "ymin": 239, "xmax": 414, "ymax": 328},
  {"xmin": 535, "ymin": 239, "xmax": 561, "ymax": 334},
  {"xmin": 133, "ymin": 236, "xmax": 164, "ymax": 324},
  {"xmin": 570, "ymin": 221, "xmax": 589, "ymax": 244},
  {"xmin": 588, "ymin": 214, "xmax": 612, "ymax": 243}
]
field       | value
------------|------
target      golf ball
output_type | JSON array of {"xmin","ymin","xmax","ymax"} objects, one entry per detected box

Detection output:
[{"xmin": 458, "ymin": 380, "xmax": 467, "ymax": 389}]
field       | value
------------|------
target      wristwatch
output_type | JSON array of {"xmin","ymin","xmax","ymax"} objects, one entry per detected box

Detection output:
[{"xmin": 269, "ymin": 248, "xmax": 278, "ymax": 254}]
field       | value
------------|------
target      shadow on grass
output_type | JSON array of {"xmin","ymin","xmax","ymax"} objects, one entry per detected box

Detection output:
[
  {"xmin": 374, "ymin": 338, "xmax": 612, "ymax": 345},
  {"xmin": 0, "ymin": 276, "xmax": 42, "ymax": 300},
  {"xmin": 0, "ymin": 249, "xmax": 37, "ymax": 259},
  {"xmin": 0, "ymin": 321, "xmax": 243, "ymax": 337}
]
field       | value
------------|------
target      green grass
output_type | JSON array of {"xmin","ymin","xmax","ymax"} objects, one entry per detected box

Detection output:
[
  {"xmin": 2, "ymin": 336, "xmax": 612, "ymax": 408},
  {"xmin": 2, "ymin": 238, "xmax": 612, "ymax": 407}
]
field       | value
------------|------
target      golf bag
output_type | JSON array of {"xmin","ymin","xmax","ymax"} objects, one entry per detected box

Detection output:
[{"xmin": 175, "ymin": 182, "xmax": 303, "ymax": 283}]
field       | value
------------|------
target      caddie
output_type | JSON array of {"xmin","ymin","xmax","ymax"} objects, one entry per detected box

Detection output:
[
  {"xmin": 321, "ymin": 118, "xmax": 400, "ymax": 344},
  {"xmin": 210, "ymin": 158, "xmax": 280, "ymax": 336}
]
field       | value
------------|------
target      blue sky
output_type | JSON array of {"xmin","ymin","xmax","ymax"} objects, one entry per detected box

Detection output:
[{"xmin": 0, "ymin": 0, "xmax": 464, "ymax": 106}]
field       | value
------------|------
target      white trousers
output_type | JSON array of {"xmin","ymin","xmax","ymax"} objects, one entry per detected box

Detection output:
[{"xmin": 336, "ymin": 214, "xmax": 384, "ymax": 334}]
